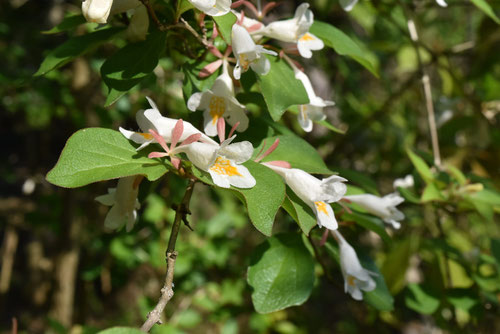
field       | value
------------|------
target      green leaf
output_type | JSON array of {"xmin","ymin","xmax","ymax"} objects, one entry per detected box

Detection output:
[
  {"xmin": 405, "ymin": 283, "xmax": 440, "ymax": 315},
  {"xmin": 213, "ymin": 12, "xmax": 237, "ymax": 45},
  {"xmin": 446, "ymin": 165, "xmax": 467, "ymax": 185},
  {"xmin": 282, "ymin": 190, "xmax": 317, "ymax": 235},
  {"xmin": 35, "ymin": 27, "xmax": 123, "ymax": 76},
  {"xmin": 256, "ymin": 56, "xmax": 309, "ymax": 121},
  {"xmin": 101, "ymin": 31, "xmax": 166, "ymax": 92},
  {"xmin": 382, "ymin": 238, "xmax": 414, "ymax": 294},
  {"xmin": 247, "ymin": 233, "xmax": 315, "ymax": 313},
  {"xmin": 490, "ymin": 238, "xmax": 500, "ymax": 268},
  {"xmin": 176, "ymin": 0, "xmax": 195, "ymax": 21},
  {"xmin": 470, "ymin": 0, "xmax": 500, "ymax": 24},
  {"xmin": 192, "ymin": 161, "xmax": 285, "ymax": 236},
  {"xmin": 310, "ymin": 21, "xmax": 378, "ymax": 77},
  {"xmin": 97, "ymin": 327, "xmax": 144, "ymax": 334},
  {"xmin": 46, "ymin": 128, "xmax": 169, "ymax": 188},
  {"xmin": 342, "ymin": 212, "xmax": 391, "ymax": 244},
  {"xmin": 421, "ymin": 183, "xmax": 445, "ymax": 202},
  {"xmin": 42, "ymin": 14, "xmax": 86, "ymax": 34},
  {"xmin": 447, "ymin": 288, "xmax": 478, "ymax": 311},
  {"xmin": 104, "ymin": 88, "xmax": 127, "ymax": 107},
  {"xmin": 406, "ymin": 149, "xmax": 434, "ymax": 183},
  {"xmin": 252, "ymin": 135, "xmax": 332, "ymax": 174},
  {"xmin": 361, "ymin": 255, "xmax": 395, "ymax": 311},
  {"xmin": 336, "ymin": 168, "xmax": 379, "ymax": 195},
  {"xmin": 397, "ymin": 186, "xmax": 421, "ymax": 204}
]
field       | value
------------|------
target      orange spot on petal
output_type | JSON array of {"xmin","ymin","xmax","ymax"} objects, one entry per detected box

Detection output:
[
  {"xmin": 315, "ymin": 201, "xmax": 329, "ymax": 215},
  {"xmin": 139, "ymin": 132, "xmax": 153, "ymax": 140},
  {"xmin": 300, "ymin": 33, "xmax": 316, "ymax": 42},
  {"xmin": 210, "ymin": 157, "xmax": 242, "ymax": 177}
]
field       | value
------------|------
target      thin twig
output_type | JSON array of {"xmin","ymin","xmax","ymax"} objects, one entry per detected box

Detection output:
[
  {"xmin": 400, "ymin": 1, "xmax": 442, "ymax": 168},
  {"xmin": 140, "ymin": 179, "xmax": 197, "ymax": 332},
  {"xmin": 180, "ymin": 18, "xmax": 210, "ymax": 48},
  {"xmin": 139, "ymin": 0, "xmax": 167, "ymax": 31},
  {"xmin": 307, "ymin": 235, "xmax": 339, "ymax": 287}
]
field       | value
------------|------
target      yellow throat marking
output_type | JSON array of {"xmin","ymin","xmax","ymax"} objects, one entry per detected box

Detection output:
[
  {"xmin": 300, "ymin": 33, "xmax": 315, "ymax": 42},
  {"xmin": 347, "ymin": 275, "xmax": 356, "ymax": 287},
  {"xmin": 139, "ymin": 132, "xmax": 153, "ymax": 140},
  {"xmin": 209, "ymin": 96, "xmax": 226, "ymax": 124},
  {"xmin": 315, "ymin": 201, "xmax": 329, "ymax": 215},
  {"xmin": 210, "ymin": 157, "xmax": 242, "ymax": 177},
  {"xmin": 239, "ymin": 54, "xmax": 251, "ymax": 71}
]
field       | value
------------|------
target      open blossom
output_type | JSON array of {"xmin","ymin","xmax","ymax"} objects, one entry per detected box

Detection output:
[
  {"xmin": 264, "ymin": 164, "xmax": 347, "ymax": 230},
  {"xmin": 120, "ymin": 97, "xmax": 217, "ymax": 150},
  {"xmin": 287, "ymin": 58, "xmax": 335, "ymax": 132},
  {"xmin": 232, "ymin": 24, "xmax": 277, "ymax": 80},
  {"xmin": 188, "ymin": 0, "xmax": 231, "ymax": 16},
  {"xmin": 82, "ymin": 0, "xmax": 141, "ymax": 23},
  {"xmin": 333, "ymin": 230, "xmax": 377, "ymax": 300},
  {"xmin": 344, "ymin": 193, "xmax": 405, "ymax": 229},
  {"xmin": 95, "ymin": 176, "xmax": 142, "ymax": 231},
  {"xmin": 187, "ymin": 61, "xmax": 249, "ymax": 136},
  {"xmin": 261, "ymin": 3, "xmax": 324, "ymax": 58},
  {"xmin": 174, "ymin": 120, "xmax": 256, "ymax": 189}
]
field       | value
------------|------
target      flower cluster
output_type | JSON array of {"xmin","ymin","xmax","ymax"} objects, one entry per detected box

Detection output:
[{"xmin": 89, "ymin": 1, "xmax": 407, "ymax": 301}]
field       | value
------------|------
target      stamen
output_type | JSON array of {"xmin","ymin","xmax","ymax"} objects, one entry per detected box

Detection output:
[
  {"xmin": 148, "ymin": 152, "xmax": 169, "ymax": 159},
  {"xmin": 170, "ymin": 119, "xmax": 184, "ymax": 151},
  {"xmin": 228, "ymin": 121, "xmax": 240, "ymax": 138},
  {"xmin": 255, "ymin": 138, "xmax": 280, "ymax": 162},
  {"xmin": 217, "ymin": 117, "xmax": 226, "ymax": 143},
  {"xmin": 149, "ymin": 129, "xmax": 169, "ymax": 153},
  {"xmin": 200, "ymin": 59, "xmax": 223, "ymax": 78},
  {"xmin": 263, "ymin": 160, "xmax": 291, "ymax": 168},
  {"xmin": 180, "ymin": 133, "xmax": 201, "ymax": 146}
]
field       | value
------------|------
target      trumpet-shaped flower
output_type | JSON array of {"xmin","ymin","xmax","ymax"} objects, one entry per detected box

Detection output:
[
  {"xmin": 287, "ymin": 58, "xmax": 335, "ymax": 132},
  {"xmin": 232, "ymin": 24, "xmax": 277, "ymax": 79},
  {"xmin": 264, "ymin": 164, "xmax": 347, "ymax": 230},
  {"xmin": 343, "ymin": 193, "xmax": 405, "ymax": 229},
  {"xmin": 187, "ymin": 61, "xmax": 249, "ymax": 136},
  {"xmin": 174, "ymin": 120, "xmax": 256, "ymax": 189},
  {"xmin": 188, "ymin": 0, "xmax": 231, "ymax": 16},
  {"xmin": 95, "ymin": 176, "xmax": 142, "ymax": 231},
  {"xmin": 261, "ymin": 3, "xmax": 324, "ymax": 58},
  {"xmin": 332, "ymin": 230, "xmax": 377, "ymax": 300},
  {"xmin": 120, "ymin": 97, "xmax": 217, "ymax": 150},
  {"xmin": 82, "ymin": 0, "xmax": 141, "ymax": 24}
]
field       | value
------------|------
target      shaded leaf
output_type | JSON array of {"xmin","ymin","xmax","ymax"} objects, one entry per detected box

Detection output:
[
  {"xmin": 310, "ymin": 21, "xmax": 378, "ymax": 77},
  {"xmin": 42, "ymin": 14, "xmax": 86, "ymax": 34},
  {"xmin": 256, "ymin": 56, "xmax": 309, "ymax": 121},
  {"xmin": 35, "ymin": 27, "xmax": 123, "ymax": 76},
  {"xmin": 213, "ymin": 12, "xmax": 237, "ymax": 44},
  {"xmin": 247, "ymin": 233, "xmax": 315, "ymax": 313},
  {"xmin": 405, "ymin": 283, "xmax": 440, "ymax": 315}
]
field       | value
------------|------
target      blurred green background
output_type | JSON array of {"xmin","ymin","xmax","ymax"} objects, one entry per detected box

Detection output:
[{"xmin": 1, "ymin": 0, "xmax": 500, "ymax": 333}]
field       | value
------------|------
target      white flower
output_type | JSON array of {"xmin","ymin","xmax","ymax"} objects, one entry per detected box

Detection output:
[
  {"xmin": 261, "ymin": 3, "xmax": 324, "ymax": 58},
  {"xmin": 333, "ymin": 230, "xmax": 377, "ymax": 300},
  {"xmin": 264, "ymin": 164, "xmax": 347, "ymax": 230},
  {"xmin": 340, "ymin": 0, "xmax": 359, "ymax": 12},
  {"xmin": 232, "ymin": 10, "xmax": 266, "ymax": 40},
  {"xmin": 174, "ymin": 135, "xmax": 256, "ymax": 189},
  {"xmin": 287, "ymin": 59, "xmax": 335, "ymax": 132},
  {"xmin": 187, "ymin": 61, "xmax": 249, "ymax": 136},
  {"xmin": 393, "ymin": 174, "xmax": 414, "ymax": 190},
  {"xmin": 120, "ymin": 97, "xmax": 217, "ymax": 150},
  {"xmin": 232, "ymin": 24, "xmax": 277, "ymax": 79},
  {"xmin": 436, "ymin": 0, "xmax": 447, "ymax": 7},
  {"xmin": 82, "ymin": 0, "xmax": 141, "ymax": 24},
  {"xmin": 188, "ymin": 0, "xmax": 231, "ymax": 16},
  {"xmin": 95, "ymin": 176, "xmax": 142, "ymax": 231},
  {"xmin": 343, "ymin": 193, "xmax": 405, "ymax": 229}
]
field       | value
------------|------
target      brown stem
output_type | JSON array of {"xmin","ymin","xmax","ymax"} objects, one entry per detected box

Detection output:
[
  {"xmin": 399, "ymin": 1, "xmax": 442, "ymax": 168},
  {"xmin": 140, "ymin": 179, "xmax": 197, "ymax": 332},
  {"xmin": 139, "ymin": 0, "xmax": 167, "ymax": 31}
]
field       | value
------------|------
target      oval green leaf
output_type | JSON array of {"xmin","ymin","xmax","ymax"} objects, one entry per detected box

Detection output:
[
  {"xmin": 46, "ymin": 128, "xmax": 169, "ymax": 188},
  {"xmin": 247, "ymin": 233, "xmax": 315, "ymax": 313}
]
